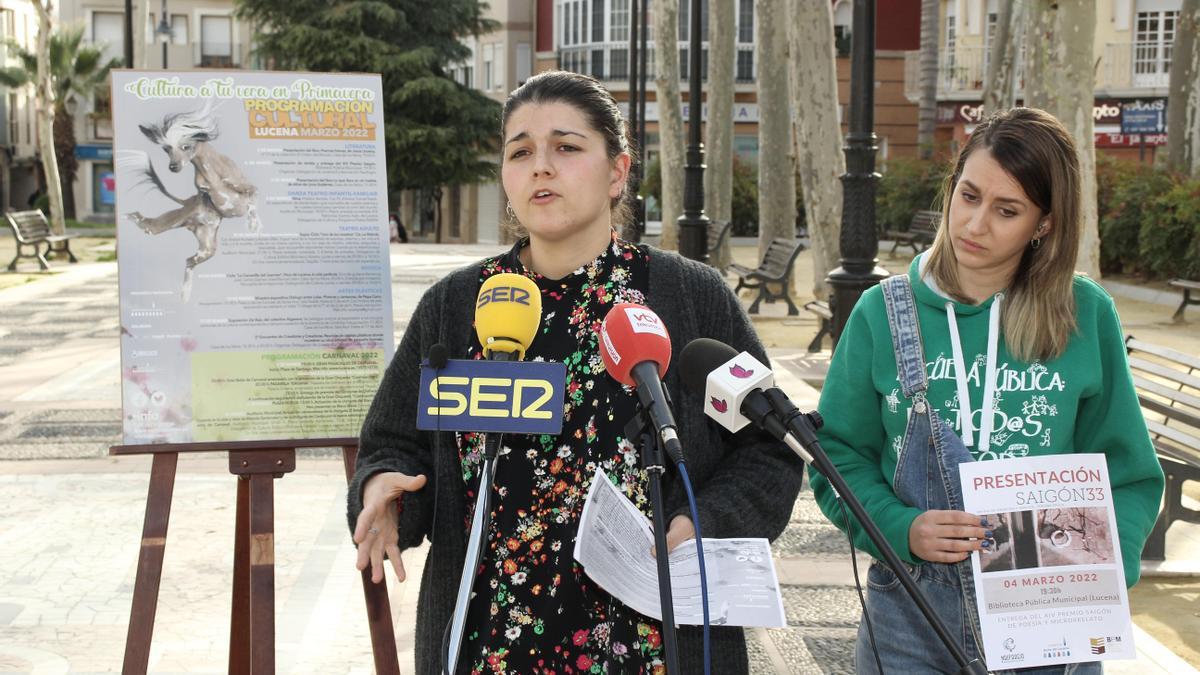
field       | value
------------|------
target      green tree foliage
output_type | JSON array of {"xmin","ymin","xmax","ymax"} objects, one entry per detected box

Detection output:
[
  {"xmin": 874, "ymin": 156, "xmax": 949, "ymax": 235},
  {"xmin": 0, "ymin": 25, "xmax": 121, "ymax": 218},
  {"xmin": 641, "ymin": 154, "xmax": 760, "ymax": 235},
  {"xmin": 235, "ymin": 0, "xmax": 502, "ymax": 191}
]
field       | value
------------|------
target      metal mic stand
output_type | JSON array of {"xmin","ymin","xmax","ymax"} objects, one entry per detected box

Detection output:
[
  {"xmin": 623, "ymin": 409, "xmax": 682, "ymax": 675},
  {"xmin": 444, "ymin": 350, "xmax": 518, "ymax": 673},
  {"xmin": 764, "ymin": 391, "xmax": 988, "ymax": 675},
  {"xmin": 443, "ymin": 431, "xmax": 504, "ymax": 673}
]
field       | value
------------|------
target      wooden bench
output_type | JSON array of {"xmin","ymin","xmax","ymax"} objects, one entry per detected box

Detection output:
[
  {"xmin": 729, "ymin": 237, "xmax": 805, "ymax": 315},
  {"xmin": 803, "ymin": 300, "xmax": 833, "ymax": 352},
  {"xmin": 1126, "ymin": 337, "xmax": 1200, "ymax": 561},
  {"xmin": 707, "ymin": 219, "xmax": 732, "ymax": 258},
  {"xmin": 5, "ymin": 209, "xmax": 77, "ymax": 271},
  {"xmin": 884, "ymin": 209, "xmax": 940, "ymax": 255},
  {"xmin": 1169, "ymin": 279, "xmax": 1200, "ymax": 322}
]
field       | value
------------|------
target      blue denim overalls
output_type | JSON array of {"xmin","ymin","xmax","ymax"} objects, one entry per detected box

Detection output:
[{"xmin": 854, "ymin": 276, "xmax": 1100, "ymax": 675}]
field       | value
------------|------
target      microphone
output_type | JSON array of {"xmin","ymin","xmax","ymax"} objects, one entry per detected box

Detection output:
[
  {"xmin": 428, "ymin": 343, "xmax": 449, "ymax": 369},
  {"xmin": 475, "ymin": 273, "xmax": 541, "ymax": 361},
  {"xmin": 598, "ymin": 303, "xmax": 684, "ymax": 464},
  {"xmin": 678, "ymin": 338, "xmax": 816, "ymax": 464}
]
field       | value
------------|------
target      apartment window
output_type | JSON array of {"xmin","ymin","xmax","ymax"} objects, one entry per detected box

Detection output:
[
  {"xmin": 200, "ymin": 15, "xmax": 233, "ymax": 68},
  {"xmin": 610, "ymin": 47, "xmax": 628, "ymax": 80},
  {"xmin": 1, "ymin": 9, "xmax": 15, "ymax": 58},
  {"xmin": 92, "ymin": 11, "xmax": 125, "ymax": 63},
  {"xmin": 592, "ymin": 48, "xmax": 605, "ymax": 79},
  {"xmin": 494, "ymin": 43, "xmax": 505, "ymax": 90},
  {"xmin": 944, "ymin": 13, "xmax": 957, "ymax": 89},
  {"xmin": 516, "ymin": 43, "xmax": 532, "ymax": 84},
  {"xmin": 736, "ymin": 49, "xmax": 753, "ymax": 82},
  {"xmin": 738, "ymin": 0, "xmax": 753, "ymax": 43},
  {"xmin": 1134, "ymin": 9, "xmax": 1179, "ymax": 86},
  {"xmin": 93, "ymin": 89, "xmax": 113, "ymax": 140},
  {"xmin": 8, "ymin": 93, "xmax": 17, "ymax": 146},
  {"xmin": 483, "ymin": 43, "xmax": 495, "ymax": 90},
  {"xmin": 592, "ymin": 0, "xmax": 605, "ymax": 42},
  {"xmin": 611, "ymin": 0, "xmax": 629, "ymax": 42},
  {"xmin": 833, "ymin": 0, "xmax": 852, "ymax": 55},
  {"xmin": 171, "ymin": 15, "xmax": 189, "ymax": 45},
  {"xmin": 573, "ymin": 0, "xmax": 581, "ymax": 44}
]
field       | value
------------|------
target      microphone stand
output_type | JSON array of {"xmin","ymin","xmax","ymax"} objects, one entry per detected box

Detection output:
[
  {"xmin": 764, "ymin": 391, "xmax": 988, "ymax": 675},
  {"xmin": 443, "ymin": 352, "xmax": 515, "ymax": 674},
  {"xmin": 623, "ymin": 408, "xmax": 682, "ymax": 675}
]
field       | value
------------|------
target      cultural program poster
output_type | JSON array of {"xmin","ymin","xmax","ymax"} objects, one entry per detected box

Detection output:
[
  {"xmin": 112, "ymin": 70, "xmax": 394, "ymax": 444},
  {"xmin": 961, "ymin": 454, "xmax": 1134, "ymax": 670}
]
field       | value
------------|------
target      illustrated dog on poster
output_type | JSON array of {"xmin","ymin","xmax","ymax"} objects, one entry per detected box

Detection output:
[{"xmin": 122, "ymin": 101, "xmax": 262, "ymax": 301}]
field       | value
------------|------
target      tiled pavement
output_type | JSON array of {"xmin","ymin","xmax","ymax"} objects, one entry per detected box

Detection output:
[{"xmin": 0, "ymin": 245, "xmax": 1195, "ymax": 673}]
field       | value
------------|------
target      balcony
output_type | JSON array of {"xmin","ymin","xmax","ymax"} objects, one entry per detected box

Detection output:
[
  {"xmin": 904, "ymin": 41, "xmax": 1171, "ymax": 102},
  {"xmin": 557, "ymin": 42, "xmax": 757, "ymax": 84}
]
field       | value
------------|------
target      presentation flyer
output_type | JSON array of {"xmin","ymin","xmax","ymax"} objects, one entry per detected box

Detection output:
[
  {"xmin": 112, "ymin": 70, "xmax": 394, "ymax": 444},
  {"xmin": 961, "ymin": 454, "xmax": 1134, "ymax": 670}
]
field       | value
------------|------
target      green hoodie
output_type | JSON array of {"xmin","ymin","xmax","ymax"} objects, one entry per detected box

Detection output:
[{"xmin": 810, "ymin": 253, "xmax": 1164, "ymax": 586}]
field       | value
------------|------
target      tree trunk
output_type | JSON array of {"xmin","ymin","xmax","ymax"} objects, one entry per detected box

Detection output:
[
  {"xmin": 33, "ymin": 1, "xmax": 65, "ymax": 236},
  {"xmin": 54, "ymin": 106, "xmax": 78, "ymax": 220},
  {"xmin": 917, "ymin": 0, "xmax": 939, "ymax": 159},
  {"xmin": 652, "ymin": 0, "xmax": 685, "ymax": 250},
  {"xmin": 789, "ymin": 0, "xmax": 843, "ymax": 301},
  {"xmin": 755, "ymin": 0, "xmax": 794, "ymax": 264},
  {"xmin": 982, "ymin": 0, "xmax": 1022, "ymax": 114},
  {"xmin": 704, "ymin": 0, "xmax": 735, "ymax": 269},
  {"xmin": 1023, "ymin": 0, "xmax": 1099, "ymax": 278},
  {"xmin": 1166, "ymin": 0, "xmax": 1200, "ymax": 176}
]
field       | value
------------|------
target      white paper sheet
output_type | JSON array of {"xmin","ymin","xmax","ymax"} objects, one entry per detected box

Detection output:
[
  {"xmin": 573, "ymin": 469, "xmax": 786, "ymax": 628},
  {"xmin": 961, "ymin": 454, "xmax": 1135, "ymax": 670}
]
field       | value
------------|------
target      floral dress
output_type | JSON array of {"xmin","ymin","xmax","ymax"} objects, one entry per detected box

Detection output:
[{"xmin": 459, "ymin": 234, "xmax": 667, "ymax": 675}]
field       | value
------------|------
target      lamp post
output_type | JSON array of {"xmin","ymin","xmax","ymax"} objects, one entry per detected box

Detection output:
[
  {"xmin": 156, "ymin": 1, "xmax": 171, "ymax": 69},
  {"xmin": 627, "ymin": 0, "xmax": 650, "ymax": 242},
  {"xmin": 123, "ymin": 0, "xmax": 133, "ymax": 66},
  {"xmin": 677, "ymin": 0, "xmax": 708, "ymax": 262},
  {"xmin": 827, "ymin": 0, "xmax": 889, "ymax": 341}
]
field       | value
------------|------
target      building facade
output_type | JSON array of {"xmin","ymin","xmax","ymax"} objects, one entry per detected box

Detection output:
[
  {"xmin": 907, "ymin": 0, "xmax": 1178, "ymax": 162},
  {"xmin": 425, "ymin": 0, "xmax": 921, "ymax": 242},
  {"xmin": 61, "ymin": 0, "xmax": 254, "ymax": 222},
  {"xmin": 0, "ymin": 0, "xmax": 48, "ymax": 213}
]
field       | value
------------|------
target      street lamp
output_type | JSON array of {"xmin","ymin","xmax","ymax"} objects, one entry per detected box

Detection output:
[
  {"xmin": 827, "ymin": 0, "xmax": 889, "ymax": 341},
  {"xmin": 677, "ymin": 0, "xmax": 709, "ymax": 262},
  {"xmin": 627, "ymin": 0, "xmax": 649, "ymax": 242},
  {"xmin": 156, "ymin": 1, "xmax": 172, "ymax": 69}
]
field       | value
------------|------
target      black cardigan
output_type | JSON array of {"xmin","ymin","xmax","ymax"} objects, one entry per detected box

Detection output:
[{"xmin": 347, "ymin": 246, "xmax": 804, "ymax": 673}]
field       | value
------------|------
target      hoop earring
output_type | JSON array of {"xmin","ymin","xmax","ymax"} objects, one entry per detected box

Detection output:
[
  {"xmin": 505, "ymin": 201, "xmax": 516, "ymax": 221},
  {"xmin": 1030, "ymin": 236, "xmax": 1042, "ymax": 250}
]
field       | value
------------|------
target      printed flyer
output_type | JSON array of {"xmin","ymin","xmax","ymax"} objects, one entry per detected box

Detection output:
[
  {"xmin": 961, "ymin": 454, "xmax": 1134, "ymax": 670},
  {"xmin": 112, "ymin": 71, "xmax": 394, "ymax": 444}
]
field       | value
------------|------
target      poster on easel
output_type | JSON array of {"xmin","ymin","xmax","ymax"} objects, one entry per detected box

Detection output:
[{"xmin": 112, "ymin": 70, "xmax": 393, "ymax": 445}]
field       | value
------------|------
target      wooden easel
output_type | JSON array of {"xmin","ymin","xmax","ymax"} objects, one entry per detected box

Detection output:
[{"xmin": 110, "ymin": 439, "xmax": 401, "ymax": 674}]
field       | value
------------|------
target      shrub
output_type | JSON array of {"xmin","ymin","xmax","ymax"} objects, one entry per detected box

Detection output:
[
  {"xmin": 1097, "ymin": 156, "xmax": 1171, "ymax": 275},
  {"xmin": 1140, "ymin": 180, "xmax": 1200, "ymax": 280},
  {"xmin": 875, "ymin": 156, "xmax": 949, "ymax": 234},
  {"xmin": 640, "ymin": 154, "xmax": 762, "ymax": 236}
]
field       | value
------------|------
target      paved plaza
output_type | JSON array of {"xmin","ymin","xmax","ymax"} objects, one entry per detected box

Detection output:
[{"xmin": 0, "ymin": 243, "xmax": 1196, "ymax": 673}]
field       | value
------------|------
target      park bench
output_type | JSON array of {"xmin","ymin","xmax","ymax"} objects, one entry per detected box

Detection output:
[
  {"xmin": 1126, "ymin": 336, "xmax": 1200, "ymax": 561},
  {"xmin": 1168, "ymin": 279, "xmax": 1200, "ymax": 321},
  {"xmin": 5, "ymin": 209, "xmax": 77, "ymax": 271},
  {"xmin": 707, "ymin": 219, "xmax": 732, "ymax": 259},
  {"xmin": 803, "ymin": 300, "xmax": 833, "ymax": 352},
  {"xmin": 884, "ymin": 209, "xmax": 940, "ymax": 256},
  {"xmin": 729, "ymin": 237, "xmax": 805, "ymax": 315}
]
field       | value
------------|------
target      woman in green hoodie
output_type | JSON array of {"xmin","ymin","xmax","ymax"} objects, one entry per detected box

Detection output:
[{"xmin": 810, "ymin": 107, "xmax": 1164, "ymax": 673}]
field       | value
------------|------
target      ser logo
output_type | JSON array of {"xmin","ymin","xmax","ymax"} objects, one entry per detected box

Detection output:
[
  {"xmin": 477, "ymin": 286, "xmax": 533, "ymax": 308},
  {"xmin": 417, "ymin": 359, "xmax": 567, "ymax": 435},
  {"xmin": 428, "ymin": 376, "xmax": 554, "ymax": 419}
]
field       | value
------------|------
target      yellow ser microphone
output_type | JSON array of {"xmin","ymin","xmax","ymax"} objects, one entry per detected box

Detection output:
[{"xmin": 474, "ymin": 273, "xmax": 542, "ymax": 361}]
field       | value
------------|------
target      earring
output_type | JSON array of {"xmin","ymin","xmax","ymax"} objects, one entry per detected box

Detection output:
[
  {"xmin": 1030, "ymin": 236, "xmax": 1042, "ymax": 250},
  {"xmin": 505, "ymin": 201, "xmax": 516, "ymax": 221}
]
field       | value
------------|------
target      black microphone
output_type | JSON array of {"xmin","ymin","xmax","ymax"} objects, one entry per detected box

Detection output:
[
  {"xmin": 678, "ymin": 338, "xmax": 820, "ymax": 465},
  {"xmin": 428, "ymin": 343, "xmax": 449, "ymax": 369}
]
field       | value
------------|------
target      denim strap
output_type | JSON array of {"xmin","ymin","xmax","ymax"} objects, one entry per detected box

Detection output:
[{"xmin": 880, "ymin": 275, "xmax": 928, "ymax": 401}]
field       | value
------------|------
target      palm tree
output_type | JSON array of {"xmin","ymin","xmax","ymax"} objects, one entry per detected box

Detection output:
[{"xmin": 0, "ymin": 25, "xmax": 121, "ymax": 219}]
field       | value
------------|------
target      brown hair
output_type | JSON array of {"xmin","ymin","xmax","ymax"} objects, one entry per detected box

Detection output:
[
  {"xmin": 925, "ymin": 107, "xmax": 1081, "ymax": 362},
  {"xmin": 500, "ymin": 71, "xmax": 635, "ymax": 233}
]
